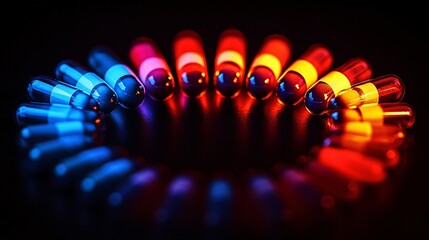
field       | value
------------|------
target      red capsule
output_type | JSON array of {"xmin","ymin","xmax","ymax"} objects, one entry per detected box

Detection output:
[
  {"xmin": 322, "ymin": 134, "xmax": 402, "ymax": 168},
  {"xmin": 246, "ymin": 34, "xmax": 292, "ymax": 99},
  {"xmin": 276, "ymin": 44, "xmax": 334, "ymax": 105},
  {"xmin": 304, "ymin": 57, "xmax": 372, "ymax": 115},
  {"xmin": 172, "ymin": 30, "xmax": 209, "ymax": 98},
  {"xmin": 129, "ymin": 37, "xmax": 175, "ymax": 101},
  {"xmin": 213, "ymin": 28, "xmax": 247, "ymax": 98}
]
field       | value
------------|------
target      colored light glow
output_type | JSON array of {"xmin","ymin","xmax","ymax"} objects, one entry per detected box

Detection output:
[
  {"xmin": 172, "ymin": 30, "xmax": 209, "ymax": 98},
  {"xmin": 246, "ymin": 34, "xmax": 292, "ymax": 99},
  {"xmin": 129, "ymin": 37, "xmax": 175, "ymax": 101},
  {"xmin": 276, "ymin": 43, "xmax": 334, "ymax": 106},
  {"xmin": 304, "ymin": 57, "xmax": 372, "ymax": 115},
  {"xmin": 214, "ymin": 28, "xmax": 247, "ymax": 98}
]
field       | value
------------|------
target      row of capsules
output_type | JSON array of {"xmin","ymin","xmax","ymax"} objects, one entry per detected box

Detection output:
[
  {"xmin": 14, "ymin": 43, "xmax": 150, "ymax": 204},
  {"xmin": 14, "ymin": 28, "xmax": 417, "ymax": 237}
]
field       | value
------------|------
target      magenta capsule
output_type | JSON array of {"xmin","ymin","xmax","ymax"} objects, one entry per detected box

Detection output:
[
  {"xmin": 129, "ymin": 37, "xmax": 175, "ymax": 101},
  {"xmin": 329, "ymin": 74, "xmax": 405, "ymax": 110},
  {"xmin": 246, "ymin": 34, "xmax": 292, "ymax": 99},
  {"xmin": 327, "ymin": 102, "xmax": 416, "ymax": 129},
  {"xmin": 213, "ymin": 28, "xmax": 247, "ymax": 98},
  {"xmin": 276, "ymin": 44, "xmax": 334, "ymax": 105},
  {"xmin": 172, "ymin": 30, "xmax": 209, "ymax": 97},
  {"xmin": 304, "ymin": 57, "xmax": 372, "ymax": 115}
]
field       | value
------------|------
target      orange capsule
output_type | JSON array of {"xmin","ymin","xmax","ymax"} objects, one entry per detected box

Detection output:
[
  {"xmin": 304, "ymin": 57, "xmax": 372, "ymax": 115},
  {"xmin": 172, "ymin": 30, "xmax": 209, "ymax": 98},
  {"xmin": 129, "ymin": 37, "xmax": 175, "ymax": 101},
  {"xmin": 322, "ymin": 134, "xmax": 402, "ymax": 168},
  {"xmin": 329, "ymin": 74, "xmax": 405, "ymax": 110},
  {"xmin": 246, "ymin": 34, "xmax": 292, "ymax": 99},
  {"xmin": 315, "ymin": 146, "xmax": 387, "ymax": 184},
  {"xmin": 327, "ymin": 102, "xmax": 416, "ymax": 129},
  {"xmin": 213, "ymin": 28, "xmax": 247, "ymax": 98},
  {"xmin": 276, "ymin": 44, "xmax": 334, "ymax": 106},
  {"xmin": 327, "ymin": 121, "xmax": 407, "ymax": 145}
]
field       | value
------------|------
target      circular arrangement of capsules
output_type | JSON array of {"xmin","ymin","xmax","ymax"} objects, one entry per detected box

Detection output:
[{"xmin": 14, "ymin": 28, "xmax": 417, "ymax": 238}]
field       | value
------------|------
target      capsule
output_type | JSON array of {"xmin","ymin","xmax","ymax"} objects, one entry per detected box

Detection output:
[
  {"xmin": 80, "ymin": 158, "xmax": 136, "ymax": 202},
  {"xmin": 246, "ymin": 34, "xmax": 292, "ymax": 99},
  {"xmin": 55, "ymin": 59, "xmax": 117, "ymax": 113},
  {"xmin": 27, "ymin": 134, "xmax": 96, "ymax": 166},
  {"xmin": 129, "ymin": 37, "xmax": 175, "ymax": 101},
  {"xmin": 315, "ymin": 146, "xmax": 387, "ymax": 184},
  {"xmin": 205, "ymin": 178, "xmax": 234, "ymax": 228},
  {"xmin": 213, "ymin": 28, "xmax": 247, "ymax": 98},
  {"xmin": 304, "ymin": 57, "xmax": 372, "ymax": 115},
  {"xmin": 329, "ymin": 74, "xmax": 405, "ymax": 110},
  {"xmin": 305, "ymin": 161, "xmax": 362, "ymax": 202},
  {"xmin": 20, "ymin": 121, "xmax": 100, "ymax": 146},
  {"xmin": 327, "ymin": 121, "xmax": 407, "ymax": 145},
  {"xmin": 88, "ymin": 45, "xmax": 146, "ymax": 108},
  {"xmin": 107, "ymin": 167, "xmax": 161, "ymax": 207},
  {"xmin": 53, "ymin": 145, "xmax": 127, "ymax": 186},
  {"xmin": 172, "ymin": 30, "xmax": 209, "ymax": 97},
  {"xmin": 15, "ymin": 103, "xmax": 103, "ymax": 126},
  {"xmin": 276, "ymin": 44, "xmax": 334, "ymax": 105},
  {"xmin": 322, "ymin": 134, "xmax": 401, "ymax": 168},
  {"xmin": 27, "ymin": 75, "xmax": 99, "ymax": 111},
  {"xmin": 327, "ymin": 102, "xmax": 416, "ymax": 129}
]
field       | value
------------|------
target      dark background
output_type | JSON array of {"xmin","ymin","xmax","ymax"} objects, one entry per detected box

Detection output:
[{"xmin": 3, "ymin": 3, "xmax": 429, "ymax": 239}]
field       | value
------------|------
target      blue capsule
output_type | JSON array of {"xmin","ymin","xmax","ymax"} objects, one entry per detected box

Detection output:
[
  {"xmin": 88, "ymin": 45, "xmax": 146, "ymax": 109},
  {"xmin": 55, "ymin": 59, "xmax": 118, "ymax": 113},
  {"xmin": 27, "ymin": 75, "xmax": 99, "ymax": 111},
  {"xmin": 20, "ymin": 121, "xmax": 100, "ymax": 147},
  {"xmin": 53, "ymin": 145, "xmax": 127, "ymax": 187},
  {"xmin": 25, "ymin": 134, "xmax": 96, "ymax": 172},
  {"xmin": 79, "ymin": 158, "xmax": 136, "ymax": 202},
  {"xmin": 15, "ymin": 102, "xmax": 104, "ymax": 126},
  {"xmin": 205, "ymin": 179, "xmax": 233, "ymax": 228}
]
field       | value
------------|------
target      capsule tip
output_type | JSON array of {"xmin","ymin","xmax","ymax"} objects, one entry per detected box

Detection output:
[
  {"xmin": 304, "ymin": 82, "xmax": 335, "ymax": 115},
  {"xmin": 276, "ymin": 72, "xmax": 307, "ymax": 105},
  {"xmin": 180, "ymin": 70, "xmax": 208, "ymax": 97},
  {"xmin": 246, "ymin": 66, "xmax": 276, "ymax": 99},
  {"xmin": 145, "ymin": 69, "xmax": 175, "ymax": 101},
  {"xmin": 214, "ymin": 66, "xmax": 243, "ymax": 97},
  {"xmin": 114, "ymin": 77, "xmax": 145, "ymax": 108}
]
